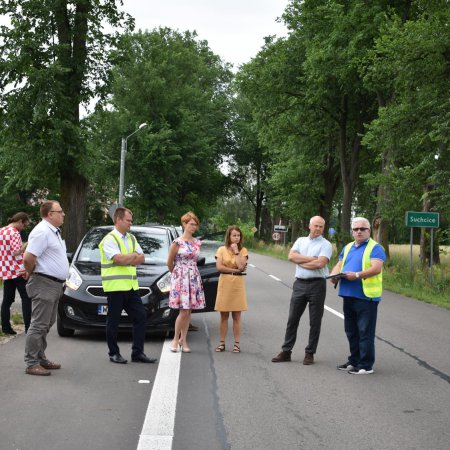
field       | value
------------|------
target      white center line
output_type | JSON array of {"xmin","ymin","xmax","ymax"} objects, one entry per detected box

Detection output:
[
  {"xmin": 324, "ymin": 305, "xmax": 344, "ymax": 319},
  {"xmin": 269, "ymin": 274, "xmax": 282, "ymax": 282},
  {"xmin": 137, "ymin": 340, "xmax": 181, "ymax": 450},
  {"xmin": 266, "ymin": 272, "xmax": 344, "ymax": 319}
]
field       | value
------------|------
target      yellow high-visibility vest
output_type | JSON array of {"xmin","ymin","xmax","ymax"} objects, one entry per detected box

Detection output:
[
  {"xmin": 341, "ymin": 238, "xmax": 383, "ymax": 298},
  {"xmin": 99, "ymin": 231, "xmax": 139, "ymax": 292}
]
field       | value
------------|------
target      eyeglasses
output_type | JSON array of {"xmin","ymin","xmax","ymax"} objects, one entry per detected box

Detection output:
[
  {"xmin": 352, "ymin": 227, "xmax": 369, "ymax": 232},
  {"xmin": 50, "ymin": 210, "xmax": 64, "ymax": 214}
]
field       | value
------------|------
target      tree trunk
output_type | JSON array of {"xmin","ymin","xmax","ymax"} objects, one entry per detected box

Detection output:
[
  {"xmin": 372, "ymin": 149, "xmax": 391, "ymax": 259},
  {"xmin": 254, "ymin": 185, "xmax": 263, "ymax": 240},
  {"xmin": 372, "ymin": 215, "xmax": 390, "ymax": 259},
  {"xmin": 337, "ymin": 96, "xmax": 365, "ymax": 249},
  {"xmin": 419, "ymin": 184, "xmax": 440, "ymax": 266},
  {"xmin": 60, "ymin": 170, "xmax": 88, "ymax": 252},
  {"xmin": 320, "ymin": 144, "xmax": 340, "ymax": 234},
  {"xmin": 260, "ymin": 206, "xmax": 272, "ymax": 241}
]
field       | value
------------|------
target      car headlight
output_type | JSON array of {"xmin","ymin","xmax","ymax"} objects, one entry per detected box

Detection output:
[
  {"xmin": 65, "ymin": 265, "xmax": 83, "ymax": 291},
  {"xmin": 156, "ymin": 271, "xmax": 171, "ymax": 293}
]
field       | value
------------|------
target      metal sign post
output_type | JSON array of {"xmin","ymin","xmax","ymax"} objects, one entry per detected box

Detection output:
[{"xmin": 273, "ymin": 224, "xmax": 288, "ymax": 245}]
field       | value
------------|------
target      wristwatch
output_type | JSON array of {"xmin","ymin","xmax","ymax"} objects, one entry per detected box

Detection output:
[{"xmin": 355, "ymin": 272, "xmax": 360, "ymax": 278}]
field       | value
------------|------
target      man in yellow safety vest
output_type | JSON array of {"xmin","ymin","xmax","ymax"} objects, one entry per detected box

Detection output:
[
  {"xmin": 329, "ymin": 217, "xmax": 386, "ymax": 375},
  {"xmin": 99, "ymin": 207, "xmax": 157, "ymax": 364}
]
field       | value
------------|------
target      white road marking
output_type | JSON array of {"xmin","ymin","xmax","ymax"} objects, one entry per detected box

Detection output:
[
  {"xmin": 324, "ymin": 305, "xmax": 344, "ymax": 319},
  {"xmin": 137, "ymin": 340, "xmax": 181, "ymax": 450},
  {"xmin": 137, "ymin": 271, "xmax": 343, "ymax": 449},
  {"xmin": 265, "ymin": 272, "xmax": 344, "ymax": 320},
  {"xmin": 248, "ymin": 263, "xmax": 256, "ymax": 267},
  {"xmin": 269, "ymin": 274, "xmax": 282, "ymax": 282}
]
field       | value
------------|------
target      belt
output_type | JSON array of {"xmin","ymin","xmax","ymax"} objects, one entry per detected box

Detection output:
[
  {"xmin": 296, "ymin": 277, "xmax": 325, "ymax": 282},
  {"xmin": 34, "ymin": 273, "xmax": 66, "ymax": 283},
  {"xmin": 221, "ymin": 272, "xmax": 246, "ymax": 276}
]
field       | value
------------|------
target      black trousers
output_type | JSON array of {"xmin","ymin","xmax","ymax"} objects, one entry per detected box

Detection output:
[
  {"xmin": 106, "ymin": 289, "xmax": 146, "ymax": 357},
  {"xmin": 282, "ymin": 278, "xmax": 326, "ymax": 354},
  {"xmin": 1, "ymin": 277, "xmax": 32, "ymax": 332}
]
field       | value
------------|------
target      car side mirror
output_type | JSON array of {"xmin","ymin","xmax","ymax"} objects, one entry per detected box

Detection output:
[
  {"xmin": 67, "ymin": 252, "xmax": 73, "ymax": 262},
  {"xmin": 197, "ymin": 257, "xmax": 205, "ymax": 266}
]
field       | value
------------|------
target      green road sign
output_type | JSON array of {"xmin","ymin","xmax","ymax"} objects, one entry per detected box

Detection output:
[{"xmin": 405, "ymin": 211, "xmax": 439, "ymax": 228}]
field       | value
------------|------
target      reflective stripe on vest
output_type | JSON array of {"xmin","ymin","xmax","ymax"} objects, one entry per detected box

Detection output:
[
  {"xmin": 99, "ymin": 231, "xmax": 139, "ymax": 292},
  {"xmin": 341, "ymin": 238, "xmax": 383, "ymax": 298}
]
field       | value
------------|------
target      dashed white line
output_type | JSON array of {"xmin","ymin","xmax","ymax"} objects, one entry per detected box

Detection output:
[
  {"xmin": 264, "ymin": 271, "xmax": 344, "ymax": 319},
  {"xmin": 324, "ymin": 305, "xmax": 344, "ymax": 319},
  {"xmin": 269, "ymin": 274, "xmax": 282, "ymax": 282},
  {"xmin": 137, "ymin": 340, "xmax": 181, "ymax": 450},
  {"xmin": 137, "ymin": 269, "xmax": 343, "ymax": 449}
]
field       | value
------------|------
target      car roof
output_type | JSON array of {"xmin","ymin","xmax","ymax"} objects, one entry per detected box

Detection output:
[{"xmin": 91, "ymin": 225, "xmax": 171, "ymax": 235}]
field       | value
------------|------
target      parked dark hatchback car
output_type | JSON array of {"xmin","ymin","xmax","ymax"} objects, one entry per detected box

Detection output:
[{"xmin": 57, "ymin": 225, "xmax": 220, "ymax": 336}]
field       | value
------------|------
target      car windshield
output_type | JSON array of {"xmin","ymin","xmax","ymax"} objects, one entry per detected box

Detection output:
[
  {"xmin": 200, "ymin": 239, "xmax": 221, "ymax": 264},
  {"xmin": 76, "ymin": 228, "xmax": 169, "ymax": 265}
]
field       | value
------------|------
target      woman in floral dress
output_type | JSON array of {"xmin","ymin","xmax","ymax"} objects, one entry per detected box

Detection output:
[{"xmin": 167, "ymin": 211, "xmax": 205, "ymax": 352}]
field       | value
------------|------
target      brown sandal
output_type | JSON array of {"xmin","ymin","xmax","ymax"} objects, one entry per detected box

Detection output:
[
  {"xmin": 233, "ymin": 342, "xmax": 240, "ymax": 353},
  {"xmin": 215, "ymin": 341, "xmax": 225, "ymax": 352},
  {"xmin": 25, "ymin": 364, "xmax": 51, "ymax": 376}
]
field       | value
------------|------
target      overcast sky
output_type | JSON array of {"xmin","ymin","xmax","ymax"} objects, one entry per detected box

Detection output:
[{"xmin": 119, "ymin": 0, "xmax": 289, "ymax": 69}]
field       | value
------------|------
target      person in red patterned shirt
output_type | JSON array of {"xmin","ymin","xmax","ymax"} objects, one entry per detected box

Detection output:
[{"xmin": 0, "ymin": 212, "xmax": 31, "ymax": 334}]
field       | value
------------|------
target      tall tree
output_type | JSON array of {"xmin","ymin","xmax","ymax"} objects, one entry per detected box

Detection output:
[
  {"xmin": 0, "ymin": 0, "xmax": 132, "ymax": 250},
  {"xmin": 226, "ymin": 93, "xmax": 270, "ymax": 238},
  {"xmin": 283, "ymin": 0, "xmax": 383, "ymax": 245},
  {"xmin": 87, "ymin": 28, "xmax": 233, "ymax": 223},
  {"xmin": 362, "ymin": 1, "xmax": 450, "ymax": 261}
]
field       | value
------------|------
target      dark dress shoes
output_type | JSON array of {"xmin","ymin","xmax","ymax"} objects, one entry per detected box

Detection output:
[
  {"xmin": 110, "ymin": 353, "xmax": 128, "ymax": 364},
  {"xmin": 131, "ymin": 353, "xmax": 157, "ymax": 363},
  {"xmin": 271, "ymin": 351, "xmax": 292, "ymax": 363},
  {"xmin": 2, "ymin": 328, "xmax": 17, "ymax": 335}
]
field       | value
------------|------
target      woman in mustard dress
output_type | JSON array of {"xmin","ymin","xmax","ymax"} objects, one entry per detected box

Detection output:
[{"xmin": 214, "ymin": 226, "xmax": 248, "ymax": 353}]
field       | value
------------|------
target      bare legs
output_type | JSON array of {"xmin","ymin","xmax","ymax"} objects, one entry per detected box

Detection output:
[
  {"xmin": 219, "ymin": 312, "xmax": 229, "ymax": 342},
  {"xmin": 217, "ymin": 311, "xmax": 241, "ymax": 350},
  {"xmin": 172, "ymin": 309, "xmax": 192, "ymax": 351}
]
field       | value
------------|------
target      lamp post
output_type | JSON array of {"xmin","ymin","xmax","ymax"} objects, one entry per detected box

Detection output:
[{"xmin": 118, "ymin": 123, "xmax": 148, "ymax": 206}]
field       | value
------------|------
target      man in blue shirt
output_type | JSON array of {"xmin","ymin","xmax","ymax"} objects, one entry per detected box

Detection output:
[
  {"xmin": 272, "ymin": 216, "xmax": 333, "ymax": 365},
  {"xmin": 330, "ymin": 217, "xmax": 386, "ymax": 375}
]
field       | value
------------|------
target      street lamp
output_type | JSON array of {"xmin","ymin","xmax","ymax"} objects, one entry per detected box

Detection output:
[{"xmin": 118, "ymin": 122, "xmax": 148, "ymax": 206}]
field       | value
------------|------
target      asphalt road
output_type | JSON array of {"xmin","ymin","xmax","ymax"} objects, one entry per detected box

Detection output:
[{"xmin": 1, "ymin": 252, "xmax": 449, "ymax": 450}]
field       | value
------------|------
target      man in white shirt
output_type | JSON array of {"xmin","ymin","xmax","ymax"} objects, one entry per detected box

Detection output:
[
  {"xmin": 272, "ymin": 216, "xmax": 333, "ymax": 365},
  {"xmin": 23, "ymin": 201, "xmax": 69, "ymax": 376}
]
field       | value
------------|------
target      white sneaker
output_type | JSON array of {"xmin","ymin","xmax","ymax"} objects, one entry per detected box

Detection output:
[{"xmin": 348, "ymin": 368, "xmax": 374, "ymax": 375}]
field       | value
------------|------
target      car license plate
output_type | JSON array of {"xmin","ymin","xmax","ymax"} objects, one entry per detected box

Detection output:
[{"xmin": 97, "ymin": 305, "xmax": 127, "ymax": 316}]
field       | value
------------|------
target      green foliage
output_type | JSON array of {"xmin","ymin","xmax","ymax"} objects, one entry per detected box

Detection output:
[
  {"xmin": 384, "ymin": 253, "xmax": 450, "ymax": 309},
  {"xmin": 0, "ymin": 0, "xmax": 132, "ymax": 188},
  {"xmin": 0, "ymin": 0, "xmax": 133, "ymax": 249},
  {"xmin": 208, "ymin": 196, "xmax": 254, "ymax": 230},
  {"xmin": 361, "ymin": 2, "xmax": 450, "ymax": 238},
  {"xmin": 233, "ymin": 0, "xmax": 449, "ymax": 248},
  {"xmin": 87, "ymin": 28, "xmax": 233, "ymax": 224},
  {"xmin": 11, "ymin": 311, "xmax": 23, "ymax": 325}
]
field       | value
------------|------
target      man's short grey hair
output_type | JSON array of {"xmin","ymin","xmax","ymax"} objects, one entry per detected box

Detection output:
[
  {"xmin": 309, "ymin": 216, "xmax": 325, "ymax": 225},
  {"xmin": 351, "ymin": 217, "xmax": 370, "ymax": 229}
]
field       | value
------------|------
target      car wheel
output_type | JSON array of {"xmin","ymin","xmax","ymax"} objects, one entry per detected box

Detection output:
[{"xmin": 57, "ymin": 316, "xmax": 75, "ymax": 337}]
